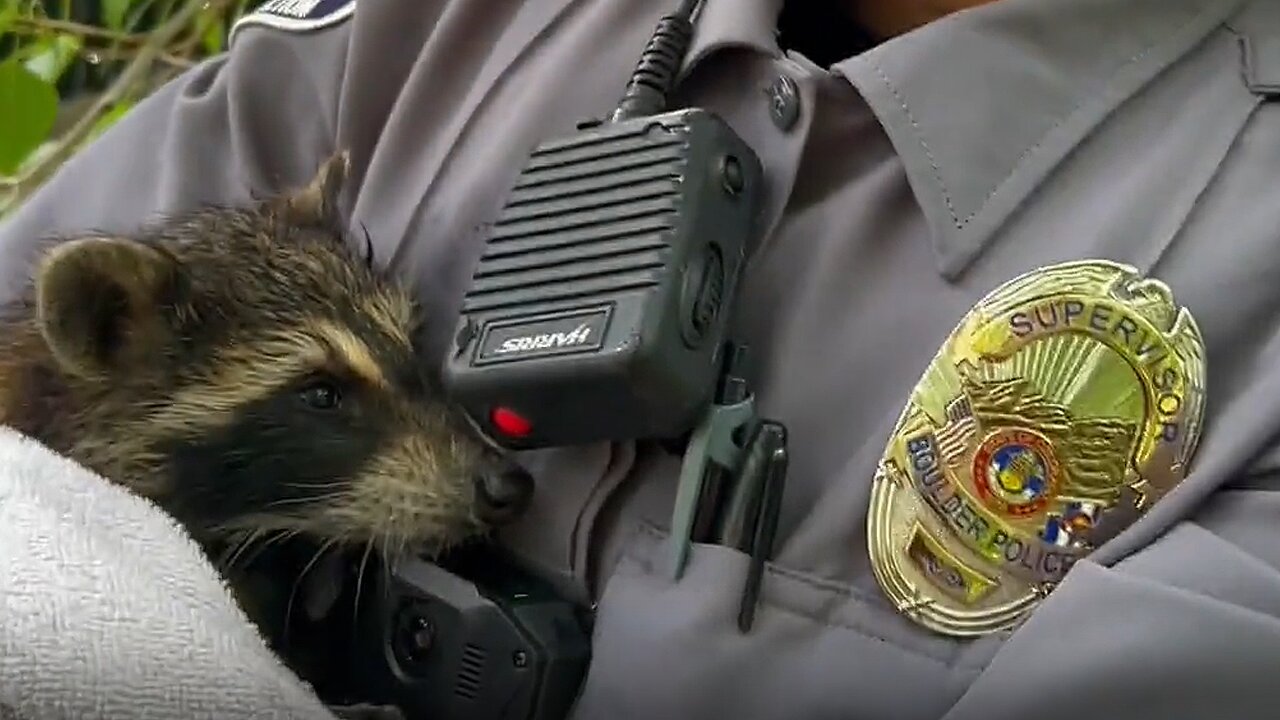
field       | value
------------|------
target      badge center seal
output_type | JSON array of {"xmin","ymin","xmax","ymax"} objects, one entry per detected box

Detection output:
[{"xmin": 868, "ymin": 260, "xmax": 1206, "ymax": 637}]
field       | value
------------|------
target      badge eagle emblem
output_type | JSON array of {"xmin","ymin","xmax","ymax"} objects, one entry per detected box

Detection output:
[{"xmin": 868, "ymin": 260, "xmax": 1206, "ymax": 637}]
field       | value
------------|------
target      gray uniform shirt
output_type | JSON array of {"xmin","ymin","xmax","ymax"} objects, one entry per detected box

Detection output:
[{"xmin": 3, "ymin": 0, "xmax": 1280, "ymax": 718}]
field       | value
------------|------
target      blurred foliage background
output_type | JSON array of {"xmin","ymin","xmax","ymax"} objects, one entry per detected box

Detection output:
[{"xmin": 0, "ymin": 0, "xmax": 266, "ymax": 217}]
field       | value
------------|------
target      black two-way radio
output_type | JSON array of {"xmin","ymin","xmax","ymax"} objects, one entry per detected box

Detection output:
[
  {"xmin": 344, "ymin": 4, "xmax": 789, "ymax": 720},
  {"xmin": 441, "ymin": 0, "xmax": 763, "ymax": 450}
]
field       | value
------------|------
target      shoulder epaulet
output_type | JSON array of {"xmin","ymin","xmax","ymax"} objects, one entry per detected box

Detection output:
[{"xmin": 228, "ymin": 0, "xmax": 356, "ymax": 46}]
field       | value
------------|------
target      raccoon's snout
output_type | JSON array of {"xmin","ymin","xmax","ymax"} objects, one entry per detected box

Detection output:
[
  {"xmin": 472, "ymin": 465, "xmax": 534, "ymax": 526},
  {"xmin": 449, "ymin": 404, "xmax": 534, "ymax": 525}
]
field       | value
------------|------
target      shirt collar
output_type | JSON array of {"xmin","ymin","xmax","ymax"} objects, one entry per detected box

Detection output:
[{"xmin": 682, "ymin": 0, "xmax": 1248, "ymax": 278}]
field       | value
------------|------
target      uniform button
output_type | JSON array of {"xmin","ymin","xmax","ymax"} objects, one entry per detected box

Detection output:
[{"xmin": 765, "ymin": 74, "xmax": 801, "ymax": 131}]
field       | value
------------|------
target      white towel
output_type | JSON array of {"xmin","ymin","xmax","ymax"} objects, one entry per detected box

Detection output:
[{"xmin": 0, "ymin": 424, "xmax": 342, "ymax": 720}]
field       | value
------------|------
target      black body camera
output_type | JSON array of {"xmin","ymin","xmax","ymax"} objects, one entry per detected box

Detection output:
[{"xmin": 342, "ymin": 547, "xmax": 593, "ymax": 720}]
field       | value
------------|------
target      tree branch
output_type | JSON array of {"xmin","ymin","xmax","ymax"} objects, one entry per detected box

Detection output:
[
  {"xmin": 85, "ymin": 45, "xmax": 197, "ymax": 71},
  {"xmin": 12, "ymin": 16, "xmax": 147, "ymax": 46},
  {"xmin": 9, "ymin": 17, "xmax": 197, "ymax": 69}
]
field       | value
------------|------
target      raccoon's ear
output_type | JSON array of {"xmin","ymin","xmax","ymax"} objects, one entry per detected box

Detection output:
[
  {"xmin": 34, "ymin": 236, "xmax": 186, "ymax": 379},
  {"xmin": 277, "ymin": 150, "xmax": 350, "ymax": 228}
]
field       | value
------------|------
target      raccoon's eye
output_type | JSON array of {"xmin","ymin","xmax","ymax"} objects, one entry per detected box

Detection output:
[{"xmin": 299, "ymin": 381, "xmax": 342, "ymax": 410}]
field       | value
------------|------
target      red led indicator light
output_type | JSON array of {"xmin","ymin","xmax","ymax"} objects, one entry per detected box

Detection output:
[{"xmin": 491, "ymin": 407, "xmax": 532, "ymax": 437}]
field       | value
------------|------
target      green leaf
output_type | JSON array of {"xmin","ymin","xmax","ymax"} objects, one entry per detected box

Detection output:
[
  {"xmin": 201, "ymin": 14, "xmax": 227, "ymax": 55},
  {"xmin": 0, "ymin": 59, "xmax": 58, "ymax": 176},
  {"xmin": 0, "ymin": 4, "xmax": 18, "ymax": 37},
  {"xmin": 23, "ymin": 34, "xmax": 83, "ymax": 84},
  {"xmin": 103, "ymin": 0, "xmax": 134, "ymax": 30}
]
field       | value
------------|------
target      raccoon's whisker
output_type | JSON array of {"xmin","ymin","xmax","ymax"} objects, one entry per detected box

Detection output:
[
  {"xmin": 227, "ymin": 528, "xmax": 276, "ymax": 570},
  {"xmin": 216, "ymin": 528, "xmax": 260, "ymax": 569},
  {"xmin": 380, "ymin": 554, "xmax": 393, "ymax": 598},
  {"xmin": 283, "ymin": 536, "xmax": 341, "ymax": 643},
  {"xmin": 353, "ymin": 536, "xmax": 376, "ymax": 627},
  {"xmin": 283, "ymin": 480, "xmax": 349, "ymax": 491},
  {"xmin": 219, "ymin": 526, "xmax": 301, "ymax": 571},
  {"xmin": 232, "ymin": 532, "xmax": 284, "ymax": 570},
  {"xmin": 380, "ymin": 524, "xmax": 399, "ymax": 601},
  {"xmin": 265, "ymin": 490, "xmax": 351, "ymax": 511},
  {"xmin": 207, "ymin": 513, "xmax": 297, "ymax": 537},
  {"xmin": 378, "ymin": 524, "xmax": 390, "ymax": 573},
  {"xmin": 242, "ymin": 527, "xmax": 304, "ymax": 567},
  {"xmin": 393, "ymin": 531, "xmax": 418, "ymax": 579}
]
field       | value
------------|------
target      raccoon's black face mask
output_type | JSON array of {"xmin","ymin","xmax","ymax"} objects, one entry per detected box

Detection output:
[{"xmin": 30, "ymin": 152, "xmax": 533, "ymax": 558}]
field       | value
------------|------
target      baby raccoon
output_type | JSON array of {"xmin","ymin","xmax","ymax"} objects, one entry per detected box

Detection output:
[{"xmin": 0, "ymin": 152, "xmax": 533, "ymax": 570}]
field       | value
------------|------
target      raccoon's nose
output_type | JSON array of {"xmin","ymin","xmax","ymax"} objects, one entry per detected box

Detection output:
[{"xmin": 473, "ymin": 466, "xmax": 534, "ymax": 525}]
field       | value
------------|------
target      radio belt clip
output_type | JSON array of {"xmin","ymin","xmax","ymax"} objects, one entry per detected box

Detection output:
[
  {"xmin": 667, "ymin": 343, "xmax": 758, "ymax": 581},
  {"xmin": 666, "ymin": 343, "xmax": 789, "ymax": 632}
]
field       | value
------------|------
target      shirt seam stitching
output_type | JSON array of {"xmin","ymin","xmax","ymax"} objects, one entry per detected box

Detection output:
[{"xmin": 863, "ymin": 4, "xmax": 1213, "ymax": 231}]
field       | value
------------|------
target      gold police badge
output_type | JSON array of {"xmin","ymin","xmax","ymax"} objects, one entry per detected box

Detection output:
[{"xmin": 868, "ymin": 260, "xmax": 1206, "ymax": 637}]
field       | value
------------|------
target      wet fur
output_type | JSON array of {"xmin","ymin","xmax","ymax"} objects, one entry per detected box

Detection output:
[{"xmin": 0, "ymin": 153, "xmax": 503, "ymax": 586}]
